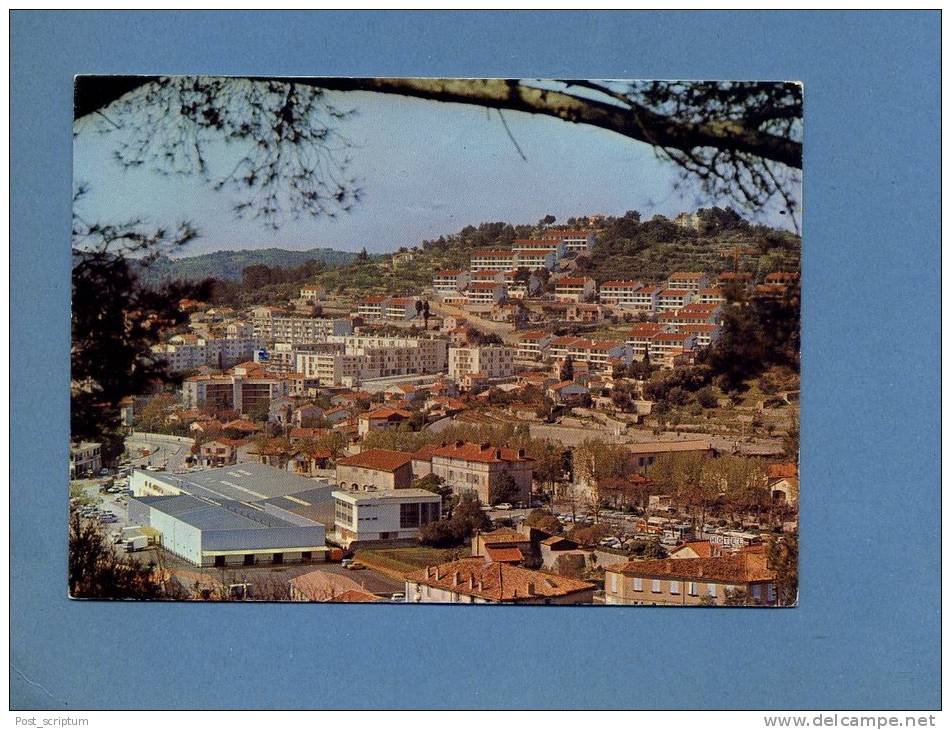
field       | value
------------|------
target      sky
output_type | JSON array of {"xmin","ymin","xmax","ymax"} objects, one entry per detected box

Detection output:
[{"xmin": 73, "ymin": 85, "xmax": 799, "ymax": 258}]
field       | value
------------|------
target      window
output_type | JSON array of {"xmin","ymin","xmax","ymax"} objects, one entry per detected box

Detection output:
[
  {"xmin": 651, "ymin": 579, "xmax": 661, "ymax": 593},
  {"xmin": 707, "ymin": 583, "xmax": 717, "ymax": 598},
  {"xmin": 214, "ymin": 556, "xmax": 225, "ymax": 567},
  {"xmin": 610, "ymin": 573, "xmax": 618, "ymax": 593},
  {"xmin": 751, "ymin": 584, "xmax": 762, "ymax": 601},
  {"xmin": 688, "ymin": 581, "xmax": 698, "ymax": 596},
  {"xmin": 272, "ymin": 553, "xmax": 284, "ymax": 565},
  {"xmin": 243, "ymin": 554, "xmax": 255, "ymax": 566},
  {"xmin": 767, "ymin": 584, "xmax": 777, "ymax": 603},
  {"xmin": 632, "ymin": 578, "xmax": 643, "ymax": 591},
  {"xmin": 669, "ymin": 581, "xmax": 680, "ymax": 594},
  {"xmin": 400, "ymin": 502, "xmax": 421, "ymax": 529},
  {"xmin": 302, "ymin": 551, "xmax": 312, "ymax": 561}
]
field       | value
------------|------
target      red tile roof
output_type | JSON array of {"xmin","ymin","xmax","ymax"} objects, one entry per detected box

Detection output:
[
  {"xmin": 337, "ymin": 449, "xmax": 413, "ymax": 472},
  {"xmin": 432, "ymin": 441, "xmax": 531, "ymax": 464},
  {"xmin": 606, "ymin": 553, "xmax": 776, "ymax": 583},
  {"xmin": 362, "ymin": 407, "xmax": 411, "ymax": 421},
  {"xmin": 484, "ymin": 546, "xmax": 524, "ymax": 563},
  {"xmin": 768, "ymin": 463, "xmax": 798, "ymax": 479},
  {"xmin": 406, "ymin": 558, "xmax": 593, "ymax": 602}
]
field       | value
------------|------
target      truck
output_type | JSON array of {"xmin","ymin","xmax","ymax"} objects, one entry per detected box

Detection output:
[{"xmin": 125, "ymin": 535, "xmax": 149, "ymax": 552}]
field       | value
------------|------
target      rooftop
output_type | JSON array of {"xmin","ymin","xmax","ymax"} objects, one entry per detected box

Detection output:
[
  {"xmin": 606, "ymin": 553, "xmax": 776, "ymax": 583},
  {"xmin": 406, "ymin": 558, "xmax": 594, "ymax": 602},
  {"xmin": 337, "ymin": 448, "xmax": 413, "ymax": 472}
]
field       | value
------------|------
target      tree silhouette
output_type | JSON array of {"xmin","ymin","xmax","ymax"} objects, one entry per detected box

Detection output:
[{"xmin": 75, "ymin": 76, "xmax": 801, "ymax": 225}]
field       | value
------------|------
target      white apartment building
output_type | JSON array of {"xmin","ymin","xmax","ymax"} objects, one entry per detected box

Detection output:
[
  {"xmin": 251, "ymin": 310, "xmax": 352, "ymax": 344},
  {"xmin": 182, "ymin": 371, "xmax": 287, "ymax": 414},
  {"xmin": 657, "ymin": 289, "xmax": 694, "ymax": 312},
  {"xmin": 152, "ymin": 335, "xmax": 265, "ymax": 373},
  {"xmin": 626, "ymin": 323, "xmax": 668, "ymax": 359},
  {"xmin": 470, "ymin": 249, "xmax": 517, "ymax": 271},
  {"xmin": 332, "ymin": 488, "xmax": 441, "ymax": 547},
  {"xmin": 516, "ymin": 331, "xmax": 553, "ymax": 360},
  {"xmin": 649, "ymin": 332, "xmax": 699, "ymax": 366},
  {"xmin": 433, "ymin": 269, "xmax": 470, "ymax": 294},
  {"xmin": 599, "ymin": 280, "xmax": 644, "ymax": 306},
  {"xmin": 448, "ymin": 345, "xmax": 516, "ymax": 381},
  {"xmin": 553, "ymin": 277, "xmax": 596, "ymax": 303},
  {"xmin": 70, "ymin": 442, "xmax": 102, "ymax": 477},
  {"xmin": 299, "ymin": 283, "xmax": 326, "ymax": 302},
  {"xmin": 547, "ymin": 229, "xmax": 596, "ymax": 253},
  {"xmin": 666, "ymin": 272, "xmax": 709, "ymax": 292},
  {"xmin": 697, "ymin": 287, "xmax": 726, "ymax": 305},
  {"xmin": 295, "ymin": 336, "xmax": 449, "ymax": 385},
  {"xmin": 466, "ymin": 282, "xmax": 507, "ymax": 306},
  {"xmin": 470, "ymin": 269, "xmax": 506, "ymax": 284},
  {"xmin": 549, "ymin": 337, "xmax": 633, "ymax": 371},
  {"xmin": 627, "ymin": 285, "xmax": 662, "ymax": 312}
]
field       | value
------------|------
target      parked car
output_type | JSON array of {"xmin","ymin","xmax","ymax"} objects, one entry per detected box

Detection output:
[
  {"xmin": 494, "ymin": 503, "xmax": 513, "ymax": 511},
  {"xmin": 345, "ymin": 562, "xmax": 366, "ymax": 571},
  {"xmin": 390, "ymin": 593, "xmax": 405, "ymax": 603}
]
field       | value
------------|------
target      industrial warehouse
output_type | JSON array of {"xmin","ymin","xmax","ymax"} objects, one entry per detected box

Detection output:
[{"xmin": 128, "ymin": 463, "xmax": 335, "ymax": 567}]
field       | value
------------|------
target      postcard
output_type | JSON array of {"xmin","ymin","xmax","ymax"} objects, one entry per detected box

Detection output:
[{"xmin": 70, "ymin": 76, "xmax": 801, "ymax": 606}]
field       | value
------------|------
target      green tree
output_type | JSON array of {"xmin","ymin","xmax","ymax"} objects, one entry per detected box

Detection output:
[
  {"xmin": 524, "ymin": 509, "xmax": 562, "ymax": 535},
  {"xmin": 767, "ymin": 535, "xmax": 798, "ymax": 606},
  {"xmin": 69, "ymin": 512, "xmax": 165, "ymax": 599}
]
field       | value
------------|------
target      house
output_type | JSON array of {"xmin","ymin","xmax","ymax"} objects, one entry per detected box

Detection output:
[
  {"xmin": 289, "ymin": 570, "xmax": 378, "ymax": 602},
  {"xmin": 718, "ymin": 271, "xmax": 754, "ymax": 287},
  {"xmin": 539, "ymin": 535, "xmax": 591, "ymax": 574},
  {"xmin": 669, "ymin": 541, "xmax": 725, "ymax": 559},
  {"xmin": 70, "ymin": 442, "xmax": 102, "ymax": 478},
  {"xmin": 604, "ymin": 553, "xmax": 778, "ymax": 606},
  {"xmin": 430, "ymin": 441, "xmax": 534, "ymax": 505},
  {"xmin": 565, "ymin": 303, "xmax": 606, "ymax": 323},
  {"xmin": 323, "ymin": 406, "xmax": 351, "ymax": 425},
  {"xmin": 336, "ymin": 449, "xmax": 414, "ymax": 491},
  {"xmin": 293, "ymin": 404, "xmax": 325, "ymax": 427},
  {"xmin": 697, "ymin": 287, "xmax": 726, "ymax": 305},
  {"xmin": 410, "ymin": 443, "xmax": 442, "ymax": 479},
  {"xmin": 405, "ymin": 558, "xmax": 595, "ymax": 604},
  {"xmin": 288, "ymin": 426, "xmax": 330, "ymax": 444},
  {"xmin": 357, "ymin": 407, "xmax": 412, "ymax": 436},
  {"xmin": 199, "ymin": 438, "xmax": 247, "ymax": 467},
  {"xmin": 546, "ymin": 380, "xmax": 590, "ymax": 406},
  {"xmin": 627, "ymin": 323, "xmax": 667, "ymax": 359},
  {"xmin": 471, "ymin": 528, "xmax": 532, "ymax": 558},
  {"xmin": 766, "ymin": 463, "xmax": 799, "ymax": 506},
  {"xmin": 628, "ymin": 440, "xmax": 715, "ymax": 471},
  {"xmin": 764, "ymin": 271, "xmax": 800, "ymax": 286},
  {"xmin": 544, "ymin": 228, "xmax": 596, "ymax": 253},
  {"xmin": 288, "ymin": 445, "xmax": 333, "ymax": 477},
  {"xmin": 332, "ymin": 488, "xmax": 441, "ymax": 547}
]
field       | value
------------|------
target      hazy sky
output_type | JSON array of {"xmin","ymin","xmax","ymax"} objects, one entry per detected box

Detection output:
[{"xmin": 73, "ymin": 86, "xmax": 798, "ymax": 257}]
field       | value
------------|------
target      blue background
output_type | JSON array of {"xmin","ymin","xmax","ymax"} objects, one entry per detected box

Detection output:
[{"xmin": 10, "ymin": 11, "xmax": 941, "ymax": 709}]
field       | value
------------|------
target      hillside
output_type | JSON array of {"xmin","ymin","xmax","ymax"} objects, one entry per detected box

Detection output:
[
  {"xmin": 307, "ymin": 209, "xmax": 801, "ymax": 301},
  {"xmin": 136, "ymin": 246, "xmax": 359, "ymax": 285}
]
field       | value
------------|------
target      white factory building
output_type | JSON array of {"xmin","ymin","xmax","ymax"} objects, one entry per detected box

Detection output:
[{"xmin": 128, "ymin": 463, "xmax": 335, "ymax": 567}]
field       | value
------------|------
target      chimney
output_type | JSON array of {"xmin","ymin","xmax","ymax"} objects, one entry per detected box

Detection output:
[{"xmin": 495, "ymin": 448, "xmax": 502, "ymax": 459}]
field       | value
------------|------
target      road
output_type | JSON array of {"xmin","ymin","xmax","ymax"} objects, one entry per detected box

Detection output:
[
  {"xmin": 430, "ymin": 300, "xmax": 519, "ymax": 343},
  {"xmin": 125, "ymin": 434, "xmax": 193, "ymax": 472}
]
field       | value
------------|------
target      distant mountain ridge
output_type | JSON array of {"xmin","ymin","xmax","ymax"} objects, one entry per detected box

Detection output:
[{"xmin": 135, "ymin": 246, "xmax": 359, "ymax": 284}]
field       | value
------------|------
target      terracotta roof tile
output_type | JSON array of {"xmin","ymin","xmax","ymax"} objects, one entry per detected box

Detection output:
[
  {"xmin": 406, "ymin": 558, "xmax": 593, "ymax": 602},
  {"xmin": 337, "ymin": 448, "xmax": 413, "ymax": 472}
]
